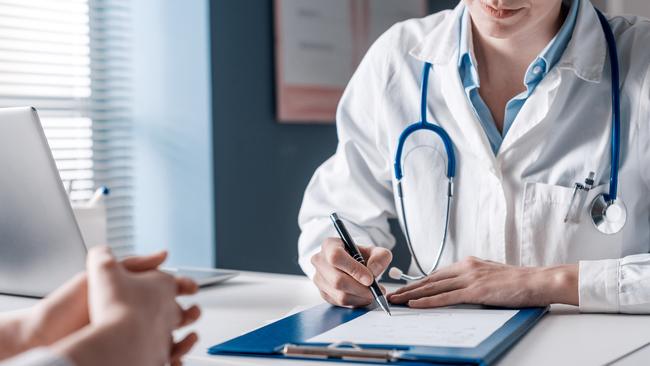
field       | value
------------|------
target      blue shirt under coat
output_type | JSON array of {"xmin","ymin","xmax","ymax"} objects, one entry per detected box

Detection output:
[{"xmin": 457, "ymin": 0, "xmax": 580, "ymax": 154}]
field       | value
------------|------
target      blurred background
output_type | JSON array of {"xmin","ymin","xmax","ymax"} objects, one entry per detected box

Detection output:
[{"xmin": 1, "ymin": 0, "xmax": 647, "ymax": 275}]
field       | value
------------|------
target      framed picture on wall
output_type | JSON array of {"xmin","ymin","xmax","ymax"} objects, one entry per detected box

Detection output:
[{"xmin": 274, "ymin": 0, "xmax": 427, "ymax": 124}]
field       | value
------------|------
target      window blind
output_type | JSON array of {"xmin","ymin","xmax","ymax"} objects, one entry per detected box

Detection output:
[
  {"xmin": 89, "ymin": 0, "xmax": 133, "ymax": 257},
  {"xmin": 0, "ymin": 0, "xmax": 134, "ymax": 257}
]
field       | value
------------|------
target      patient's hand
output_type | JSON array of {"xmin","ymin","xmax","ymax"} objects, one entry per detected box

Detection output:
[
  {"xmin": 1, "ymin": 249, "xmax": 196, "ymax": 361},
  {"xmin": 52, "ymin": 246, "xmax": 201, "ymax": 366}
]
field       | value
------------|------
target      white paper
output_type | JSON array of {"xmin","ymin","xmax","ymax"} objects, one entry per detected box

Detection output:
[
  {"xmin": 280, "ymin": 0, "xmax": 354, "ymax": 88},
  {"xmin": 308, "ymin": 307, "xmax": 518, "ymax": 348},
  {"xmin": 278, "ymin": 0, "xmax": 427, "ymax": 88}
]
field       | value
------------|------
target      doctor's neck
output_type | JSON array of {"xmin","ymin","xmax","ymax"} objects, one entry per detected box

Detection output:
[{"xmin": 466, "ymin": 0, "xmax": 567, "ymax": 78}]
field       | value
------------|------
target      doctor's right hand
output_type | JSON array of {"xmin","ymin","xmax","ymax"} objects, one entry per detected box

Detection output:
[{"xmin": 311, "ymin": 238, "xmax": 392, "ymax": 307}]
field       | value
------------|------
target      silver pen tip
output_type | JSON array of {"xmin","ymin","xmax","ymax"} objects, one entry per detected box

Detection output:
[{"xmin": 377, "ymin": 295, "xmax": 392, "ymax": 316}]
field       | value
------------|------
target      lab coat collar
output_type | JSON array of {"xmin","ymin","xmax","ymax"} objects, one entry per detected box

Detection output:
[
  {"xmin": 409, "ymin": 0, "xmax": 606, "ymax": 84},
  {"xmin": 409, "ymin": 2, "xmax": 464, "ymax": 65},
  {"xmin": 555, "ymin": 0, "xmax": 606, "ymax": 83}
]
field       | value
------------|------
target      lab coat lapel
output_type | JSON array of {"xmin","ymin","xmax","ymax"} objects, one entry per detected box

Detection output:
[
  {"xmin": 437, "ymin": 62, "xmax": 497, "ymax": 165},
  {"xmin": 498, "ymin": 0, "xmax": 607, "ymax": 155},
  {"xmin": 498, "ymin": 71, "xmax": 562, "ymax": 154},
  {"xmin": 409, "ymin": 2, "xmax": 496, "ymax": 166}
]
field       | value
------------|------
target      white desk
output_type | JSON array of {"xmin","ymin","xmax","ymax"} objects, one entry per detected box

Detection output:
[{"xmin": 1, "ymin": 271, "xmax": 649, "ymax": 366}]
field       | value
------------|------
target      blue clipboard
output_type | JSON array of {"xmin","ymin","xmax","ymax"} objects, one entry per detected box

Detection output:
[{"xmin": 208, "ymin": 304, "xmax": 547, "ymax": 365}]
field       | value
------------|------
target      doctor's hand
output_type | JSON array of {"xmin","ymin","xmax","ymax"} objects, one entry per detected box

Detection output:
[
  {"xmin": 311, "ymin": 238, "xmax": 392, "ymax": 308},
  {"xmin": 388, "ymin": 257, "xmax": 578, "ymax": 308},
  {"xmin": 53, "ymin": 246, "xmax": 201, "ymax": 366}
]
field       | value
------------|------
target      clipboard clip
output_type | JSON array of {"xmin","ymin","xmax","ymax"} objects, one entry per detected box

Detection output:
[{"xmin": 281, "ymin": 341, "xmax": 404, "ymax": 363}]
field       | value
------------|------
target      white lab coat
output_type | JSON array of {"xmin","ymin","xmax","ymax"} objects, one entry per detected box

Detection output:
[{"xmin": 298, "ymin": 0, "xmax": 650, "ymax": 314}]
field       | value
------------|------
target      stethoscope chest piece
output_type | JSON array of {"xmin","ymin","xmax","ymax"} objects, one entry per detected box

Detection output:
[{"xmin": 590, "ymin": 193, "xmax": 626, "ymax": 235}]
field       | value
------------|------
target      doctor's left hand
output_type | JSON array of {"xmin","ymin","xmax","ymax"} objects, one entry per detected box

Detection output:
[{"xmin": 388, "ymin": 257, "xmax": 579, "ymax": 308}]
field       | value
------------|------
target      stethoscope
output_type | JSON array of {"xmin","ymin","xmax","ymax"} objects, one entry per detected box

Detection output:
[{"xmin": 388, "ymin": 9, "xmax": 626, "ymax": 282}]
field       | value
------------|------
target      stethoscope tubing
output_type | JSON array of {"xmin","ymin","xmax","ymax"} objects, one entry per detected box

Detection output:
[
  {"xmin": 392, "ymin": 8, "xmax": 624, "ymax": 281},
  {"xmin": 595, "ymin": 9, "xmax": 621, "ymax": 202}
]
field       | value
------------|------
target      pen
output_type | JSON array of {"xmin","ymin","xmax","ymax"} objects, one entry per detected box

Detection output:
[
  {"xmin": 87, "ymin": 186, "xmax": 110, "ymax": 207},
  {"xmin": 329, "ymin": 212, "xmax": 392, "ymax": 316}
]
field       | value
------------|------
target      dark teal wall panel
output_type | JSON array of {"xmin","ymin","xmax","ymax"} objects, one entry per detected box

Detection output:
[{"xmin": 211, "ymin": 0, "xmax": 458, "ymax": 274}]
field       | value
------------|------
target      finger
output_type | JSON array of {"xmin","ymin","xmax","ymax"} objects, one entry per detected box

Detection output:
[
  {"xmin": 408, "ymin": 289, "xmax": 467, "ymax": 308},
  {"xmin": 315, "ymin": 274, "xmax": 372, "ymax": 307},
  {"xmin": 86, "ymin": 246, "xmax": 119, "ymax": 280},
  {"xmin": 176, "ymin": 305, "xmax": 201, "ymax": 328},
  {"xmin": 170, "ymin": 332, "xmax": 199, "ymax": 363},
  {"xmin": 317, "ymin": 260, "xmax": 373, "ymax": 299},
  {"xmin": 324, "ymin": 290, "xmax": 374, "ymax": 308},
  {"xmin": 359, "ymin": 246, "xmax": 392, "ymax": 277},
  {"xmin": 176, "ymin": 276, "xmax": 199, "ymax": 295},
  {"xmin": 121, "ymin": 251, "xmax": 168, "ymax": 272},
  {"xmin": 390, "ymin": 263, "xmax": 463, "ymax": 296},
  {"xmin": 389, "ymin": 278, "xmax": 461, "ymax": 304},
  {"xmin": 323, "ymin": 240, "xmax": 373, "ymax": 286},
  {"xmin": 318, "ymin": 288, "xmax": 336, "ymax": 305}
]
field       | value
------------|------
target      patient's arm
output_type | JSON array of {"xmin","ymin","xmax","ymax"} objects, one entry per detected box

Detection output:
[
  {"xmin": 0, "ymin": 274, "xmax": 88, "ymax": 361},
  {"xmin": 0, "ymin": 309, "xmax": 32, "ymax": 360}
]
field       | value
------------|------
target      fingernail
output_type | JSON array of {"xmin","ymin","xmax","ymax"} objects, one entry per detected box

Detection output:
[{"xmin": 361, "ymin": 274, "xmax": 373, "ymax": 285}]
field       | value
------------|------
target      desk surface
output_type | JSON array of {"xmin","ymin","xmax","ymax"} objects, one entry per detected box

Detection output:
[{"xmin": 0, "ymin": 271, "xmax": 648, "ymax": 366}]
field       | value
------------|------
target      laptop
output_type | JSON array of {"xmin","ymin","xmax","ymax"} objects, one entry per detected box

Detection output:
[{"xmin": 0, "ymin": 107, "xmax": 236, "ymax": 297}]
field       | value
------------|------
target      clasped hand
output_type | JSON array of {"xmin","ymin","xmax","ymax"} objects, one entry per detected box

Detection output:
[{"xmin": 1, "ymin": 246, "xmax": 202, "ymax": 366}]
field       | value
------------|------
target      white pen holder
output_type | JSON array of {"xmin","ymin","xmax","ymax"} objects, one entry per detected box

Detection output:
[{"xmin": 72, "ymin": 204, "xmax": 107, "ymax": 249}]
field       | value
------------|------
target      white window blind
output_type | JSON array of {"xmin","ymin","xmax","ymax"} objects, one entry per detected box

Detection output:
[{"xmin": 0, "ymin": 0, "xmax": 134, "ymax": 256}]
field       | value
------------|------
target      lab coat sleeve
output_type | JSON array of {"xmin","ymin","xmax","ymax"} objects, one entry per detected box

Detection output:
[
  {"xmin": 578, "ymin": 65, "xmax": 650, "ymax": 314},
  {"xmin": 297, "ymin": 27, "xmax": 400, "ymax": 279}
]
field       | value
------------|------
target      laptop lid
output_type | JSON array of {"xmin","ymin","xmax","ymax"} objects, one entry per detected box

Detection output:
[{"xmin": 0, "ymin": 107, "xmax": 86, "ymax": 297}]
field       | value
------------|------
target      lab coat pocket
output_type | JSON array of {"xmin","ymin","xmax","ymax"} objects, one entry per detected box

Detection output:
[{"xmin": 521, "ymin": 182, "xmax": 622, "ymax": 266}]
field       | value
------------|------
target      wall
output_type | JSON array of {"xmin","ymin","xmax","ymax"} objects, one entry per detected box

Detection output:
[
  {"xmin": 132, "ymin": 0, "xmax": 214, "ymax": 267},
  {"xmin": 211, "ymin": 0, "xmax": 457, "ymax": 274},
  {"xmin": 605, "ymin": 0, "xmax": 650, "ymax": 17}
]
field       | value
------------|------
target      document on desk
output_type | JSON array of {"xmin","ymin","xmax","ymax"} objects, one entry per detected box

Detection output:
[{"xmin": 307, "ymin": 307, "xmax": 518, "ymax": 348}]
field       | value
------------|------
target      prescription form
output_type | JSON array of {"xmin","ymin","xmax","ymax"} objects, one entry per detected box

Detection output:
[{"xmin": 308, "ymin": 307, "xmax": 518, "ymax": 348}]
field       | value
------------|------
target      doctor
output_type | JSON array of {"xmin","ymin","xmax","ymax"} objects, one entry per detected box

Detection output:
[{"xmin": 298, "ymin": 0, "xmax": 650, "ymax": 313}]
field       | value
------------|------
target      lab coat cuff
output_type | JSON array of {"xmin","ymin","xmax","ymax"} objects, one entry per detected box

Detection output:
[
  {"xmin": 578, "ymin": 258, "xmax": 620, "ymax": 313},
  {"xmin": 298, "ymin": 246, "xmax": 321, "ymax": 280}
]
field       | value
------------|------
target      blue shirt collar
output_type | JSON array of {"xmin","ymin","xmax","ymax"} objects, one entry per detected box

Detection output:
[{"xmin": 458, "ymin": 0, "xmax": 580, "ymax": 89}]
